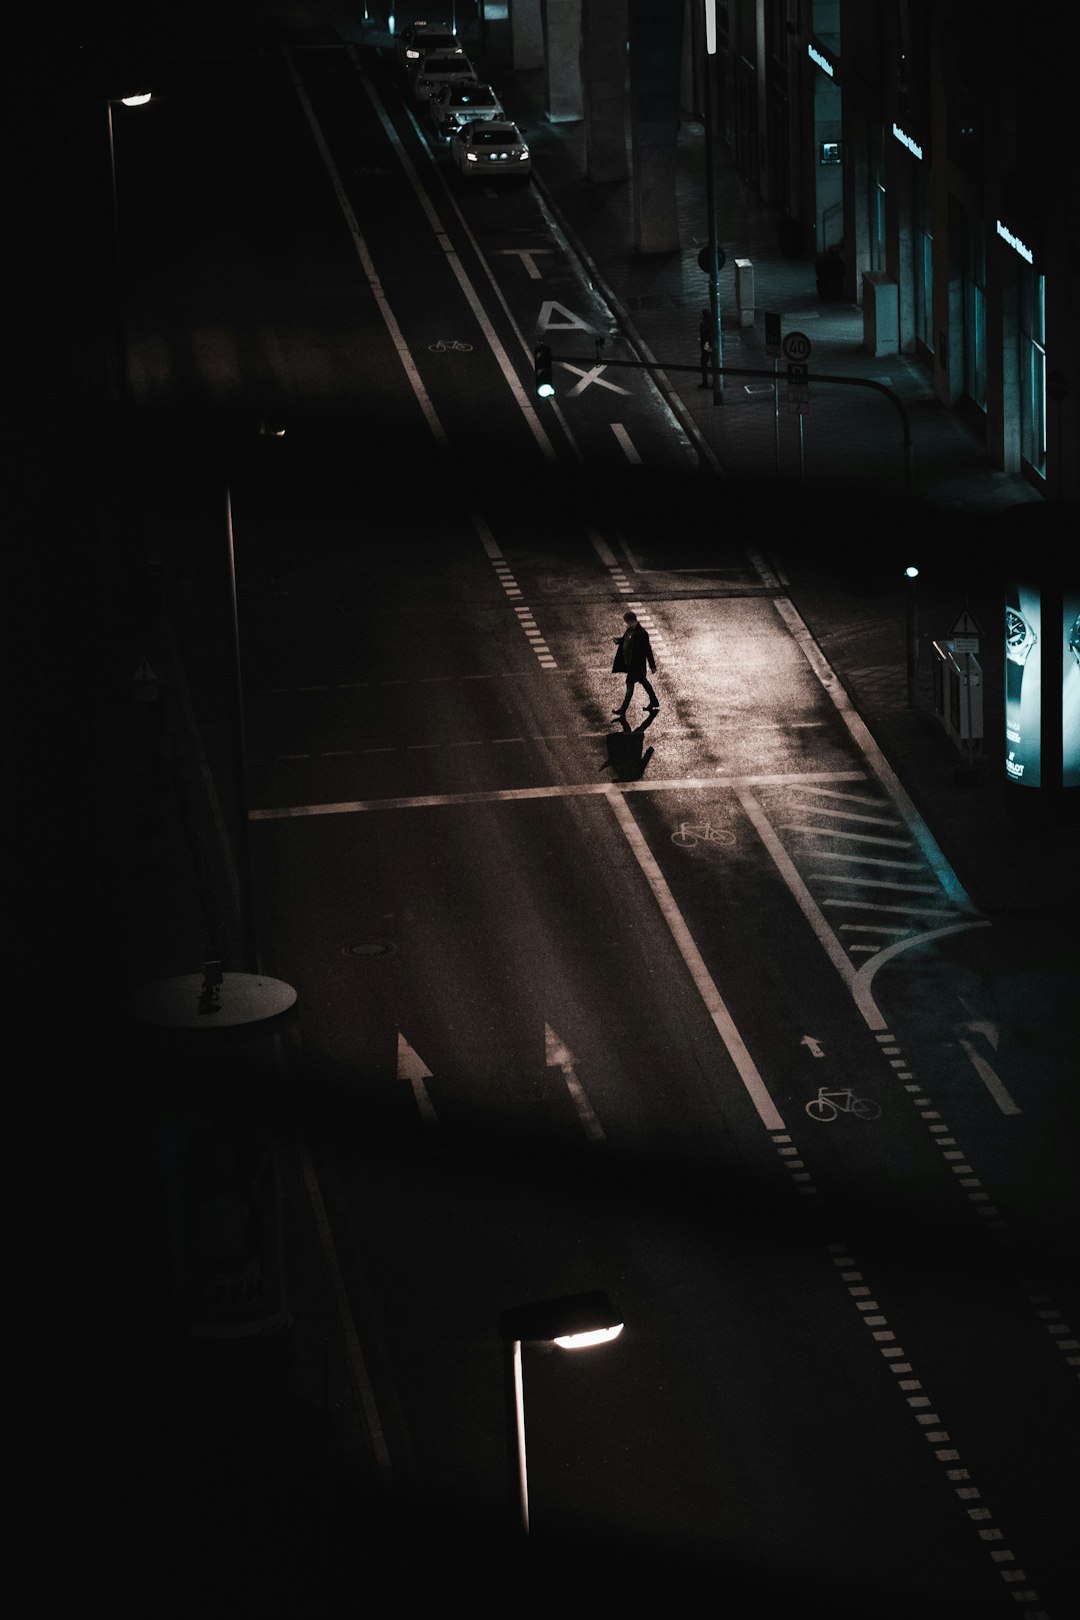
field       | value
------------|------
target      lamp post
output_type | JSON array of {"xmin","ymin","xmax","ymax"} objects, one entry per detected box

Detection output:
[
  {"xmin": 702, "ymin": 1, "xmax": 723, "ymax": 403},
  {"xmin": 104, "ymin": 89, "xmax": 151, "ymax": 406},
  {"xmin": 498, "ymin": 1290, "xmax": 623, "ymax": 1535},
  {"xmin": 905, "ymin": 565, "xmax": 920, "ymax": 708},
  {"xmin": 225, "ymin": 480, "xmax": 260, "ymax": 973}
]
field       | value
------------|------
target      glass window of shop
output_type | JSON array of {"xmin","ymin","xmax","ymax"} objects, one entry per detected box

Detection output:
[
  {"xmin": 1020, "ymin": 266, "xmax": 1046, "ymax": 478},
  {"xmin": 962, "ymin": 222, "xmax": 986, "ymax": 412}
]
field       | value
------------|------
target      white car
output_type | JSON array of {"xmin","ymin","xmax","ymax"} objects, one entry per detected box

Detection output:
[
  {"xmin": 396, "ymin": 21, "xmax": 457, "ymax": 79},
  {"xmin": 449, "ymin": 119, "xmax": 532, "ymax": 181},
  {"xmin": 413, "ymin": 49, "xmax": 478, "ymax": 104},
  {"xmin": 430, "ymin": 81, "xmax": 504, "ymax": 141}
]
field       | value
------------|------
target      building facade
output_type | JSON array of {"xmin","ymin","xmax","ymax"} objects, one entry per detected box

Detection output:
[{"xmin": 508, "ymin": 0, "xmax": 1076, "ymax": 500}]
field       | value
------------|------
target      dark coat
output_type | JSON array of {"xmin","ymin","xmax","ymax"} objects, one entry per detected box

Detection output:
[{"xmin": 612, "ymin": 624, "xmax": 655, "ymax": 678}]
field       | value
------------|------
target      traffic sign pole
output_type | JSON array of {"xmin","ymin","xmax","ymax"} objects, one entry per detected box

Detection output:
[{"xmin": 702, "ymin": 41, "xmax": 723, "ymax": 403}]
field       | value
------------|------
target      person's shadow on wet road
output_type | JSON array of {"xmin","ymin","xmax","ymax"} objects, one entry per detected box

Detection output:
[{"xmin": 599, "ymin": 709, "xmax": 657, "ymax": 781}]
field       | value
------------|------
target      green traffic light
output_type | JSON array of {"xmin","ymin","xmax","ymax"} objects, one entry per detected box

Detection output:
[{"xmin": 534, "ymin": 343, "xmax": 554, "ymax": 397}]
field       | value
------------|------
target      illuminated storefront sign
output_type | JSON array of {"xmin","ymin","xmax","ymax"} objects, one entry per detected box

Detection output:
[
  {"xmin": 996, "ymin": 219, "xmax": 1034, "ymax": 263},
  {"xmin": 1005, "ymin": 582, "xmax": 1041, "ymax": 784},
  {"xmin": 808, "ymin": 42, "xmax": 835, "ymax": 77},
  {"xmin": 1064, "ymin": 596, "xmax": 1080, "ymax": 788},
  {"xmin": 892, "ymin": 122, "xmax": 923, "ymax": 159}
]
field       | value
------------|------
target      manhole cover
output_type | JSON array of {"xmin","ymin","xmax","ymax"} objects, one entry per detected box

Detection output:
[{"xmin": 343, "ymin": 942, "xmax": 397, "ymax": 958}]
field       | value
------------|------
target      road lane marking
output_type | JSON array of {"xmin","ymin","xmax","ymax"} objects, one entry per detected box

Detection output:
[
  {"xmin": 611, "ymin": 423, "xmax": 642, "ymax": 463},
  {"xmin": 560, "ymin": 361, "xmax": 632, "ymax": 397},
  {"xmin": 956, "ymin": 1035, "xmax": 1022, "ymax": 1116},
  {"xmin": 782, "ymin": 823, "xmax": 914, "ymax": 847},
  {"xmin": 822, "ymin": 1242, "xmax": 1046, "ymax": 1602},
  {"xmin": 604, "ymin": 790, "xmax": 785, "ymax": 1132},
  {"xmin": 398, "ymin": 1033, "xmax": 439, "ymax": 1127},
  {"xmin": 773, "ymin": 594, "xmax": 978, "ymax": 913},
  {"xmin": 285, "ymin": 52, "xmax": 446, "ymax": 447},
  {"xmin": 493, "ymin": 248, "xmax": 553, "ymax": 279},
  {"xmin": 470, "ymin": 509, "xmax": 558, "ymax": 666},
  {"xmin": 545, "ymin": 1024, "xmax": 605, "ymax": 1141},
  {"xmin": 297, "ymin": 1140, "xmax": 394, "ymax": 1482},
  {"xmin": 357, "ymin": 67, "xmax": 557, "ymax": 462},
  {"xmin": 248, "ymin": 770, "xmax": 868, "ymax": 819},
  {"xmin": 737, "ymin": 785, "xmax": 859, "ymax": 998}
]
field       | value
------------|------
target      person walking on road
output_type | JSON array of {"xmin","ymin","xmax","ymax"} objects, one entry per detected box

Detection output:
[{"xmin": 612, "ymin": 611, "xmax": 659, "ymax": 715}]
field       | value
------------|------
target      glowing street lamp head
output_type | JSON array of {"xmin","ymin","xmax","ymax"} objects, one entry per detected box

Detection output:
[
  {"xmin": 904, "ymin": 566, "xmax": 919, "ymax": 579},
  {"xmin": 554, "ymin": 1322, "xmax": 624, "ymax": 1350},
  {"xmin": 120, "ymin": 92, "xmax": 152, "ymax": 106}
]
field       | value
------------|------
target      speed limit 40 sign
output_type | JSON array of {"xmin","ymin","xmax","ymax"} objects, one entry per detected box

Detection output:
[{"xmin": 782, "ymin": 330, "xmax": 812, "ymax": 363}]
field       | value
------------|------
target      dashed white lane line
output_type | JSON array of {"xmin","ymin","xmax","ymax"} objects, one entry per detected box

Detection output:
[
  {"xmin": 820, "ymin": 1241, "xmax": 1050, "ymax": 1616},
  {"xmin": 470, "ymin": 508, "xmax": 558, "ymax": 668},
  {"xmin": 868, "ymin": 1029, "xmax": 1079, "ymax": 1381}
]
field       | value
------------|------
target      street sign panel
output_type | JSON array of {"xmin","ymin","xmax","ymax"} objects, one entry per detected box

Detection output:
[
  {"xmin": 949, "ymin": 607, "xmax": 984, "ymax": 639},
  {"xmin": 782, "ymin": 330, "xmax": 812, "ymax": 362},
  {"xmin": 787, "ymin": 361, "xmax": 809, "ymax": 403},
  {"xmin": 765, "ymin": 312, "xmax": 782, "ymax": 358}
]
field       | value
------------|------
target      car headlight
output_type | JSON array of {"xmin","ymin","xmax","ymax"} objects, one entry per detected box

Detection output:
[
  {"xmin": 466, "ymin": 151, "xmax": 478, "ymax": 161},
  {"xmin": 518, "ymin": 149, "xmax": 529, "ymax": 160}
]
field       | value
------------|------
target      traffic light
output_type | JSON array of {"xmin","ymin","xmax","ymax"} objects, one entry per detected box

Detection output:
[{"xmin": 534, "ymin": 343, "xmax": 554, "ymax": 397}]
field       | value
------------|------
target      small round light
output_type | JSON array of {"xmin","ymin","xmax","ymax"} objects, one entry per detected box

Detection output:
[{"xmin": 904, "ymin": 566, "xmax": 919, "ymax": 579}]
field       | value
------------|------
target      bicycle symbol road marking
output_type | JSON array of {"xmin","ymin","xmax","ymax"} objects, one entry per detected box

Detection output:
[
  {"xmin": 805, "ymin": 1087, "xmax": 881, "ymax": 1123},
  {"xmin": 671, "ymin": 821, "xmax": 736, "ymax": 849},
  {"xmin": 428, "ymin": 339, "xmax": 474, "ymax": 352}
]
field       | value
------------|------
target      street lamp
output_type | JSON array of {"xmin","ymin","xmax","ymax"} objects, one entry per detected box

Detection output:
[
  {"xmin": 105, "ymin": 88, "xmax": 152, "ymax": 404},
  {"xmin": 499, "ymin": 1290, "xmax": 624, "ymax": 1535},
  {"xmin": 904, "ymin": 565, "xmax": 920, "ymax": 708}
]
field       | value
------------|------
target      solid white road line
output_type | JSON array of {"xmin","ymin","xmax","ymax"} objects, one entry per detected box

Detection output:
[
  {"xmin": 248, "ymin": 770, "xmax": 868, "ymax": 820},
  {"xmin": 545, "ymin": 1024, "xmax": 605, "ymax": 1141},
  {"xmin": 605, "ymin": 790, "xmax": 786, "ymax": 1133},
  {"xmin": 955, "ymin": 1035, "xmax": 1022, "ymax": 1116}
]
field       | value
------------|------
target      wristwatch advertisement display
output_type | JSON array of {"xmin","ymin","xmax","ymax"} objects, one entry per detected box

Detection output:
[
  {"xmin": 1004, "ymin": 581, "xmax": 1041, "ymax": 785},
  {"xmin": 1064, "ymin": 597, "xmax": 1080, "ymax": 789}
]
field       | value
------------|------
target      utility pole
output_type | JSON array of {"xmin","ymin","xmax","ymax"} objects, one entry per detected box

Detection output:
[{"xmin": 702, "ymin": 2, "xmax": 723, "ymax": 403}]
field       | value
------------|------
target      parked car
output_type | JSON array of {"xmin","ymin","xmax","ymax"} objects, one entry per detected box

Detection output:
[
  {"xmin": 449, "ymin": 119, "xmax": 532, "ymax": 181},
  {"xmin": 414, "ymin": 49, "xmax": 478, "ymax": 104},
  {"xmin": 430, "ymin": 80, "xmax": 504, "ymax": 141},
  {"xmin": 396, "ymin": 21, "xmax": 457, "ymax": 78}
]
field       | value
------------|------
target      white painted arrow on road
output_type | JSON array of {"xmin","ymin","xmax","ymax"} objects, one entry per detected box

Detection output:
[
  {"xmin": 545, "ymin": 1024, "xmax": 605, "ymax": 1141},
  {"xmin": 397, "ymin": 1033, "xmax": 439, "ymax": 1128},
  {"xmin": 801, "ymin": 1035, "xmax": 825, "ymax": 1058}
]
